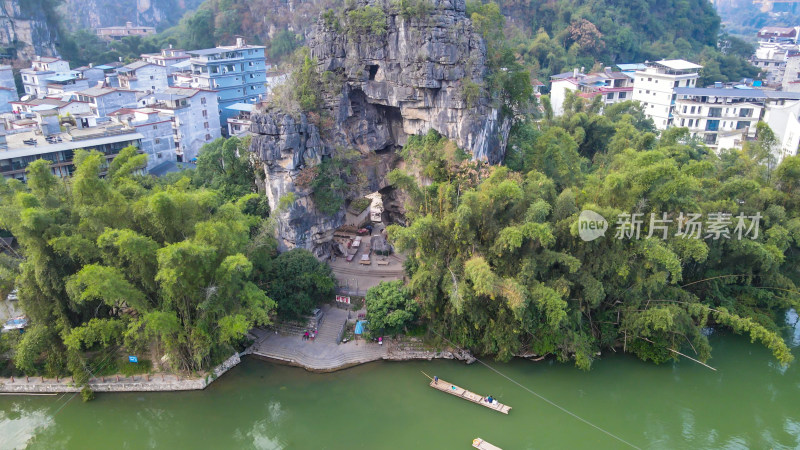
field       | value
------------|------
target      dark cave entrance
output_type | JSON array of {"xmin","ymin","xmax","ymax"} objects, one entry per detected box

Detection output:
[{"xmin": 367, "ymin": 64, "xmax": 379, "ymax": 80}]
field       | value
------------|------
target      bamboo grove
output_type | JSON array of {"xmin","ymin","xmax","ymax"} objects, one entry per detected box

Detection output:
[{"xmin": 388, "ymin": 97, "xmax": 799, "ymax": 369}]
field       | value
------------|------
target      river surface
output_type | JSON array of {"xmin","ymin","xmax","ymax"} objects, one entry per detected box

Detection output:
[{"xmin": 1, "ymin": 321, "xmax": 799, "ymax": 449}]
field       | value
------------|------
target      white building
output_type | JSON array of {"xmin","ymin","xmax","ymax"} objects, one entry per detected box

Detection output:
[
  {"xmin": 141, "ymin": 48, "xmax": 191, "ymax": 78},
  {"xmin": 72, "ymin": 65, "xmax": 109, "ymax": 87},
  {"xmin": 265, "ymin": 71, "xmax": 289, "ymax": 95},
  {"xmin": 10, "ymin": 98, "xmax": 92, "ymax": 118},
  {"xmin": 225, "ymin": 103, "xmax": 254, "ymax": 136},
  {"xmin": 109, "ymin": 108, "xmax": 177, "ymax": 169},
  {"xmin": 117, "ymin": 61, "xmax": 169, "ymax": 94},
  {"xmin": 20, "ymin": 57, "xmax": 73, "ymax": 98},
  {"xmin": 549, "ymin": 67, "xmax": 634, "ymax": 116},
  {"xmin": 0, "ymin": 122, "xmax": 143, "ymax": 181},
  {"xmin": 632, "ymin": 60, "xmax": 702, "ymax": 130},
  {"xmin": 146, "ymin": 87, "xmax": 221, "ymax": 162},
  {"xmin": 0, "ymin": 65, "xmax": 18, "ymax": 113},
  {"xmin": 43, "ymin": 73, "xmax": 90, "ymax": 96},
  {"xmin": 763, "ymin": 91, "xmax": 800, "ymax": 161},
  {"xmin": 76, "ymin": 85, "xmax": 138, "ymax": 118},
  {"xmin": 752, "ymin": 27, "xmax": 800, "ymax": 88},
  {"xmin": 673, "ymin": 87, "xmax": 763, "ymax": 150}
]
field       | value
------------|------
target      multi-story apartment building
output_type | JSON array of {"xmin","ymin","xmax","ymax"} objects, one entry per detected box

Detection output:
[
  {"xmin": 76, "ymin": 85, "xmax": 138, "ymax": 117},
  {"xmin": 147, "ymin": 87, "xmax": 221, "ymax": 162},
  {"xmin": 141, "ymin": 47, "xmax": 191, "ymax": 78},
  {"xmin": 0, "ymin": 65, "xmax": 18, "ymax": 112},
  {"xmin": 751, "ymin": 27, "xmax": 800, "ymax": 87},
  {"xmin": 72, "ymin": 65, "xmax": 107, "ymax": 86},
  {"xmin": 96, "ymin": 22, "xmax": 155, "ymax": 40},
  {"xmin": 43, "ymin": 73, "xmax": 90, "ymax": 96},
  {"xmin": 117, "ymin": 61, "xmax": 169, "ymax": 93},
  {"xmin": 632, "ymin": 60, "xmax": 702, "ymax": 130},
  {"xmin": 10, "ymin": 97, "xmax": 92, "ymax": 118},
  {"xmin": 0, "ymin": 122, "xmax": 143, "ymax": 181},
  {"xmin": 185, "ymin": 38, "xmax": 267, "ymax": 128},
  {"xmin": 673, "ymin": 87, "xmax": 764, "ymax": 150},
  {"xmin": 226, "ymin": 103, "xmax": 254, "ymax": 136},
  {"xmin": 109, "ymin": 108, "xmax": 176, "ymax": 169},
  {"xmin": 549, "ymin": 67, "xmax": 634, "ymax": 116},
  {"xmin": 20, "ymin": 57, "xmax": 72, "ymax": 97}
]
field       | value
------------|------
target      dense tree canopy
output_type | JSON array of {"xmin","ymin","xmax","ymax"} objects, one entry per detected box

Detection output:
[
  {"xmin": 257, "ymin": 248, "xmax": 336, "ymax": 320},
  {"xmin": 0, "ymin": 147, "xmax": 278, "ymax": 379},
  {"xmin": 388, "ymin": 99, "xmax": 798, "ymax": 369},
  {"xmin": 365, "ymin": 281, "xmax": 418, "ymax": 334}
]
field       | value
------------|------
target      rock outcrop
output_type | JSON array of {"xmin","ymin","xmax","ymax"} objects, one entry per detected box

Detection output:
[
  {"xmin": 0, "ymin": 0, "xmax": 60, "ymax": 59},
  {"xmin": 310, "ymin": 0, "xmax": 510, "ymax": 162},
  {"xmin": 59, "ymin": 0, "xmax": 205, "ymax": 30},
  {"xmin": 249, "ymin": 0, "xmax": 510, "ymax": 253}
]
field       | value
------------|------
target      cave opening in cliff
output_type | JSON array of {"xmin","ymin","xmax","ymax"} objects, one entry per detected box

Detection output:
[
  {"xmin": 373, "ymin": 103, "xmax": 405, "ymax": 150},
  {"xmin": 367, "ymin": 64, "xmax": 379, "ymax": 80}
]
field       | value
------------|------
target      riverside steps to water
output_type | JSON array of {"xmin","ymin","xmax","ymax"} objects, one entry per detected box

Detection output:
[{"xmin": 424, "ymin": 372, "xmax": 511, "ymax": 414}]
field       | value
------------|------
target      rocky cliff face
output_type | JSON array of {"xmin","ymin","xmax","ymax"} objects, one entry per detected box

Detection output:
[
  {"xmin": 60, "ymin": 0, "xmax": 204, "ymax": 30},
  {"xmin": 0, "ymin": 0, "xmax": 60, "ymax": 59},
  {"xmin": 309, "ymin": 0, "xmax": 509, "ymax": 162},
  {"xmin": 249, "ymin": 0, "xmax": 509, "ymax": 253}
]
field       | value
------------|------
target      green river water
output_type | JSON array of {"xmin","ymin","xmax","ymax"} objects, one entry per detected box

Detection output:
[{"xmin": 1, "ymin": 322, "xmax": 799, "ymax": 449}]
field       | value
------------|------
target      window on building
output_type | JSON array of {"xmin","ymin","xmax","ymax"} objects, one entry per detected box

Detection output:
[
  {"xmin": 201, "ymin": 97, "xmax": 207, "ymax": 105},
  {"xmin": 689, "ymin": 119, "xmax": 694, "ymax": 127},
  {"xmin": 153, "ymin": 125, "xmax": 158, "ymax": 129},
  {"xmin": 606, "ymin": 93, "xmax": 614, "ymax": 100},
  {"xmin": 204, "ymin": 122, "xmax": 209, "ymax": 129},
  {"xmin": 646, "ymin": 90, "xmax": 650, "ymax": 94},
  {"xmin": 690, "ymin": 106, "xmax": 696, "ymax": 114},
  {"xmin": 150, "ymin": 75, "xmax": 154, "ymax": 80},
  {"xmin": 619, "ymin": 92, "xmax": 627, "ymax": 99},
  {"xmin": 736, "ymin": 121, "xmax": 749, "ymax": 129},
  {"xmin": 205, "ymin": 134, "xmax": 211, "ymax": 141},
  {"xmin": 674, "ymin": 81, "xmax": 679, "ymax": 88},
  {"xmin": 739, "ymin": 108, "xmax": 753, "ymax": 117},
  {"xmin": 704, "ymin": 134, "xmax": 717, "ymax": 145},
  {"xmin": 681, "ymin": 119, "xmax": 685, "ymax": 126},
  {"xmin": 648, "ymin": 77, "xmax": 652, "ymax": 81},
  {"xmin": 706, "ymin": 120, "xmax": 720, "ymax": 131},
  {"xmin": 202, "ymin": 110, "xmax": 208, "ymax": 118},
  {"xmin": 155, "ymin": 138, "xmax": 161, "ymax": 144}
]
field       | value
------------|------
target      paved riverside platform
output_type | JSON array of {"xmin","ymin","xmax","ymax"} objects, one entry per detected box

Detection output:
[{"xmin": 250, "ymin": 306, "xmax": 388, "ymax": 371}]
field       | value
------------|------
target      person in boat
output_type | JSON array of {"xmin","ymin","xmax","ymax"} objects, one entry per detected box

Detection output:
[
  {"xmin": 486, "ymin": 395, "xmax": 494, "ymax": 403},
  {"xmin": 434, "ymin": 376, "xmax": 438, "ymax": 384}
]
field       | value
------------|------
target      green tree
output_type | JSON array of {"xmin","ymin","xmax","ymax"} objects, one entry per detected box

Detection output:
[
  {"xmin": 365, "ymin": 281, "xmax": 418, "ymax": 334},
  {"xmin": 259, "ymin": 249, "xmax": 336, "ymax": 319}
]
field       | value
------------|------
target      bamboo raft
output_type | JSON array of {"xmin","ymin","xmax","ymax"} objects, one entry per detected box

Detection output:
[
  {"xmin": 424, "ymin": 373, "xmax": 511, "ymax": 414},
  {"xmin": 472, "ymin": 438, "xmax": 502, "ymax": 450}
]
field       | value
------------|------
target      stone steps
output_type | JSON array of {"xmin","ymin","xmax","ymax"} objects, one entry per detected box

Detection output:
[{"xmin": 253, "ymin": 344, "xmax": 388, "ymax": 370}]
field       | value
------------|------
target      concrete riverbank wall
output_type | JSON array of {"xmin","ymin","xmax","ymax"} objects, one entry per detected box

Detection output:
[{"xmin": 0, "ymin": 353, "xmax": 241, "ymax": 394}]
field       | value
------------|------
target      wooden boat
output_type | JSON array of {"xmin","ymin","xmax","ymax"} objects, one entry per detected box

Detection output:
[
  {"xmin": 427, "ymin": 376, "xmax": 511, "ymax": 414},
  {"xmin": 472, "ymin": 438, "xmax": 502, "ymax": 450}
]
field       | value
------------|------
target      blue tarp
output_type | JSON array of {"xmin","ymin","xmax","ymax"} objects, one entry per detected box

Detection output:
[{"xmin": 354, "ymin": 320, "xmax": 367, "ymax": 335}]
